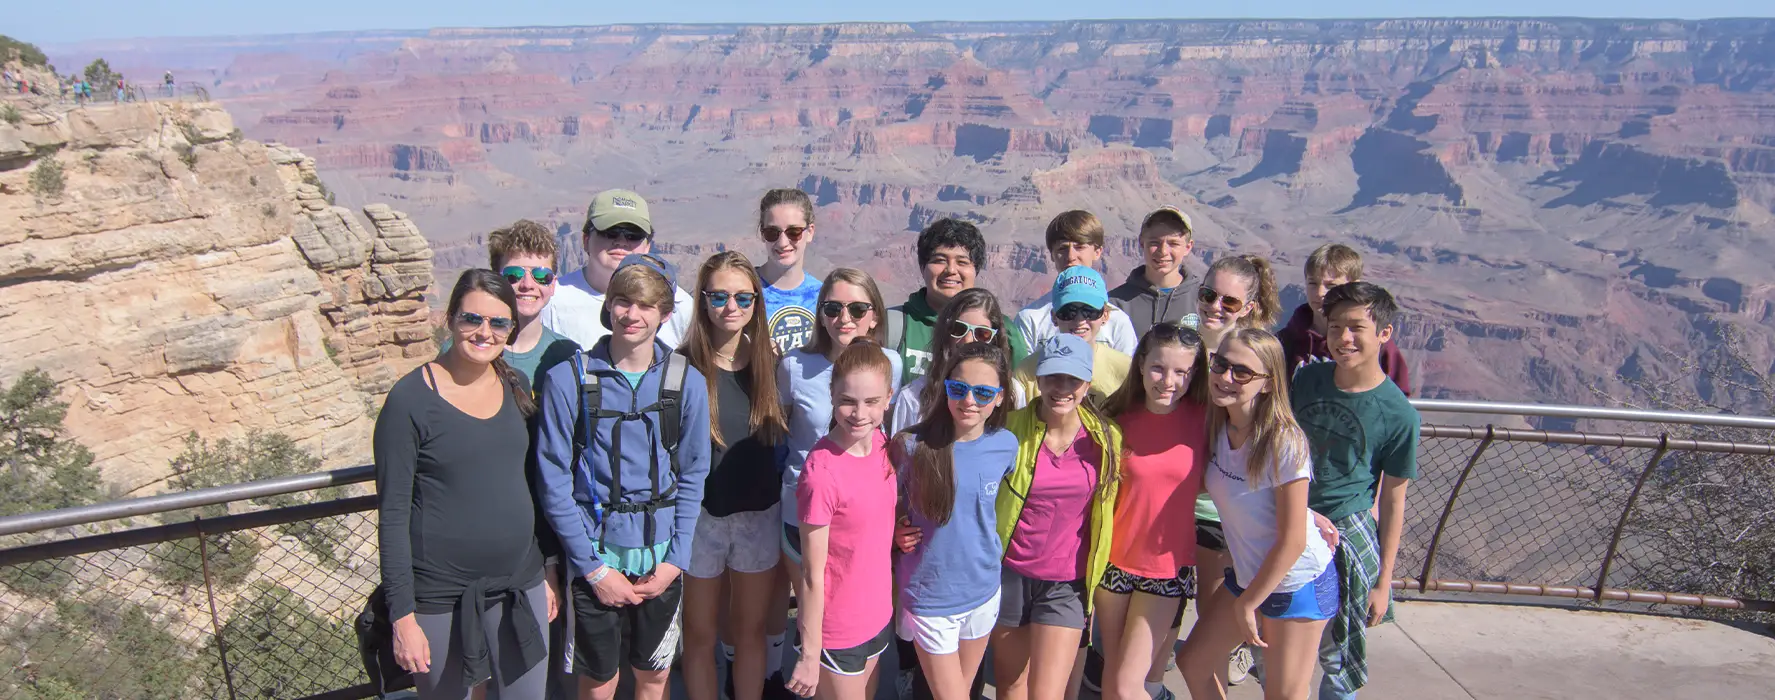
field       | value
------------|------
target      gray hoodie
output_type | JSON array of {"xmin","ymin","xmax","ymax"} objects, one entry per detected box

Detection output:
[{"xmin": 1108, "ymin": 265, "xmax": 1196, "ymax": 336}]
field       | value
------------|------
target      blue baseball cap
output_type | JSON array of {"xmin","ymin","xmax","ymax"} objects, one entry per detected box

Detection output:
[
  {"xmin": 1034, "ymin": 333, "xmax": 1093, "ymax": 382},
  {"xmin": 1051, "ymin": 266, "xmax": 1109, "ymax": 310},
  {"xmin": 600, "ymin": 253, "xmax": 679, "ymax": 330}
]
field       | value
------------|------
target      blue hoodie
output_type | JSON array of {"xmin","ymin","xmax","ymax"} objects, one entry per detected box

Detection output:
[{"xmin": 534, "ymin": 338, "xmax": 711, "ymax": 579}]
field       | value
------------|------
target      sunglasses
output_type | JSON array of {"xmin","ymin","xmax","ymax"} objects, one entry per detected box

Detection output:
[
  {"xmin": 1197, "ymin": 286, "xmax": 1246, "ymax": 314},
  {"xmin": 1054, "ymin": 303, "xmax": 1104, "ymax": 322},
  {"xmin": 761, "ymin": 225, "xmax": 808, "ymax": 243},
  {"xmin": 1209, "ymin": 354, "xmax": 1270, "ymax": 384},
  {"xmin": 454, "ymin": 311, "xmax": 514, "ymax": 333},
  {"xmin": 591, "ymin": 227, "xmax": 649, "ymax": 243},
  {"xmin": 820, "ymin": 301, "xmax": 874, "ymax": 321},
  {"xmin": 949, "ymin": 320, "xmax": 998, "ymax": 343},
  {"xmin": 943, "ymin": 379, "xmax": 1003, "ymax": 404},
  {"xmin": 703, "ymin": 291, "xmax": 758, "ymax": 309},
  {"xmin": 501, "ymin": 265, "xmax": 555, "ymax": 286}
]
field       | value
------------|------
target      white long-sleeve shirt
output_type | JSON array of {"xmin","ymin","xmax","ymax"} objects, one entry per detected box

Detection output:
[{"xmin": 540, "ymin": 267, "xmax": 695, "ymax": 350}]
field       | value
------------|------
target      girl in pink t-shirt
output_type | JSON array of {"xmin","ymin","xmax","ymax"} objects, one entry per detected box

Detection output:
[
  {"xmin": 789, "ymin": 341, "xmax": 899, "ymax": 700},
  {"xmin": 1096, "ymin": 323, "xmax": 1211, "ymax": 700}
]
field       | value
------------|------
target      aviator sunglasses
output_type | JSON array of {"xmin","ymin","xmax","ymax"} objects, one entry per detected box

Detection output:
[
  {"xmin": 1209, "ymin": 354, "xmax": 1270, "ymax": 384},
  {"xmin": 943, "ymin": 379, "xmax": 1003, "ymax": 404},
  {"xmin": 453, "ymin": 311, "xmax": 514, "ymax": 333},
  {"xmin": 703, "ymin": 291, "xmax": 758, "ymax": 309},
  {"xmin": 820, "ymin": 301, "xmax": 874, "ymax": 321},
  {"xmin": 1197, "ymin": 286, "xmax": 1246, "ymax": 314},
  {"xmin": 761, "ymin": 225, "xmax": 808, "ymax": 243},
  {"xmin": 501, "ymin": 265, "xmax": 555, "ymax": 286},
  {"xmin": 949, "ymin": 320, "xmax": 998, "ymax": 343},
  {"xmin": 590, "ymin": 226, "xmax": 650, "ymax": 243}
]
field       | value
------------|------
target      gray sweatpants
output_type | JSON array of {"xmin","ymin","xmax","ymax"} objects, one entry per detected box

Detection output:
[{"xmin": 414, "ymin": 581, "xmax": 551, "ymax": 700}]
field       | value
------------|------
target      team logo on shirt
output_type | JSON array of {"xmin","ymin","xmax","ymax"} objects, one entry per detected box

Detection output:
[
  {"xmin": 1295, "ymin": 398, "xmax": 1368, "ymax": 479},
  {"xmin": 769, "ymin": 306, "xmax": 816, "ymax": 354}
]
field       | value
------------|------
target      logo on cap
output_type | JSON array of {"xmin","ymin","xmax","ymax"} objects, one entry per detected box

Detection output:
[{"xmin": 610, "ymin": 196, "xmax": 639, "ymax": 209}]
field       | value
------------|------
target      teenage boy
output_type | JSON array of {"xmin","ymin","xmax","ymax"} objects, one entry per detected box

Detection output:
[
  {"xmin": 534, "ymin": 254, "xmax": 713, "ymax": 700},
  {"xmin": 440, "ymin": 219, "xmax": 582, "ymax": 389},
  {"xmin": 757, "ymin": 188, "xmax": 824, "ymax": 354},
  {"xmin": 542, "ymin": 189, "xmax": 697, "ymax": 351},
  {"xmin": 1108, "ymin": 206, "xmax": 1199, "ymax": 335},
  {"xmin": 1290, "ymin": 281, "xmax": 1419, "ymax": 700},
  {"xmin": 1011, "ymin": 266, "xmax": 1131, "ymax": 406},
  {"xmin": 1014, "ymin": 210, "xmax": 1139, "ymax": 355},
  {"xmin": 885, "ymin": 218, "xmax": 1031, "ymax": 385},
  {"xmin": 1277, "ymin": 244, "xmax": 1412, "ymax": 395}
]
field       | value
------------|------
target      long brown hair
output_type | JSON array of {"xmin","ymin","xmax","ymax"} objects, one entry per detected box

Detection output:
[
  {"xmin": 806, "ymin": 267, "xmax": 888, "ymax": 356},
  {"xmin": 682, "ymin": 251, "xmax": 787, "ymax": 448},
  {"xmin": 1104, "ymin": 322, "xmax": 1209, "ymax": 418},
  {"xmin": 1207, "ymin": 328, "xmax": 1309, "ymax": 484},
  {"xmin": 444, "ymin": 269, "xmax": 536, "ymax": 417},
  {"xmin": 915, "ymin": 288, "xmax": 1013, "ymax": 420},
  {"xmin": 1206, "ymin": 254, "xmax": 1281, "ymax": 329},
  {"xmin": 896, "ymin": 343, "xmax": 1010, "ymax": 526}
]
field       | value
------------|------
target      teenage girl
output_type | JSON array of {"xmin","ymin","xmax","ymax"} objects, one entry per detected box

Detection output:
[
  {"xmin": 889, "ymin": 288, "xmax": 1019, "ymax": 435},
  {"xmin": 1094, "ymin": 324, "xmax": 1211, "ymax": 700},
  {"xmin": 1179, "ymin": 329, "xmax": 1337, "ymax": 700},
  {"xmin": 679, "ymin": 252, "xmax": 789, "ymax": 700},
  {"xmin": 787, "ymin": 343, "xmax": 901, "ymax": 700}
]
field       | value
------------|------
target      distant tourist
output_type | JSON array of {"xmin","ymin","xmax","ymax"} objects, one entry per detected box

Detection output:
[
  {"xmin": 1109, "ymin": 207, "xmax": 1199, "ymax": 335},
  {"xmin": 889, "ymin": 287, "xmax": 1020, "ymax": 435},
  {"xmin": 1180, "ymin": 328, "xmax": 1337, "ymax": 700},
  {"xmin": 163, "ymin": 70, "xmax": 174, "ymax": 97},
  {"xmin": 541, "ymin": 189, "xmax": 695, "ymax": 351},
  {"xmin": 676, "ymin": 252, "xmax": 790, "ymax": 700},
  {"xmin": 1011, "ymin": 266, "xmax": 1131, "ymax": 407},
  {"xmin": 1014, "ymin": 211, "xmax": 1139, "ymax": 355},
  {"xmin": 533, "ymin": 253, "xmax": 713, "ymax": 700},
  {"xmin": 375, "ymin": 269, "xmax": 555, "ymax": 700},
  {"xmin": 1193, "ymin": 254, "xmax": 1282, "ymax": 361},
  {"xmin": 1289, "ymin": 282, "xmax": 1420, "ymax": 700},
  {"xmin": 1276, "ymin": 244, "xmax": 1412, "ymax": 395},
  {"xmin": 884, "ymin": 218, "xmax": 1030, "ymax": 387},
  {"xmin": 755, "ymin": 188, "xmax": 823, "ymax": 355}
]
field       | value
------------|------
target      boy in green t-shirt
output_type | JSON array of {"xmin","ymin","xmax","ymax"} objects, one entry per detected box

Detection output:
[{"xmin": 1289, "ymin": 281, "xmax": 1419, "ymax": 700}]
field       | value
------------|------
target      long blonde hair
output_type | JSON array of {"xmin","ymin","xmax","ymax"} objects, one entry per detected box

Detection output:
[
  {"xmin": 1207, "ymin": 328, "xmax": 1310, "ymax": 484},
  {"xmin": 682, "ymin": 251, "xmax": 787, "ymax": 448},
  {"xmin": 806, "ymin": 267, "xmax": 888, "ymax": 356}
]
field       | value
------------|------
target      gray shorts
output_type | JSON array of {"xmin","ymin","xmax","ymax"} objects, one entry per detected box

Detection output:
[
  {"xmin": 413, "ymin": 580, "xmax": 551, "ymax": 699},
  {"xmin": 996, "ymin": 567, "xmax": 1087, "ymax": 630}
]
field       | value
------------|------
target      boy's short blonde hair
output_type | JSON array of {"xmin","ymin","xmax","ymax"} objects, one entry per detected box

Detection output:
[
  {"xmin": 1305, "ymin": 243, "xmax": 1364, "ymax": 282},
  {"xmin": 1044, "ymin": 210, "xmax": 1105, "ymax": 250}
]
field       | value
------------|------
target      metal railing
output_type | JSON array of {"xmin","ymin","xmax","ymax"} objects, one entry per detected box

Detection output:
[{"xmin": 0, "ymin": 401, "xmax": 1770, "ymax": 699}]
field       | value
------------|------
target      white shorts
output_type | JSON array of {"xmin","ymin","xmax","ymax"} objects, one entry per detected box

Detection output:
[
  {"xmin": 688, "ymin": 504, "xmax": 782, "ymax": 579},
  {"xmin": 895, "ymin": 589, "xmax": 1002, "ymax": 656}
]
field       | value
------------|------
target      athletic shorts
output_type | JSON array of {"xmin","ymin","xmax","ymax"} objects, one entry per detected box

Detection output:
[
  {"xmin": 896, "ymin": 590, "xmax": 1001, "ymax": 656},
  {"xmin": 569, "ymin": 575, "xmax": 684, "ymax": 682},
  {"xmin": 689, "ymin": 505, "xmax": 782, "ymax": 579},
  {"xmin": 997, "ymin": 568, "xmax": 1087, "ymax": 630},
  {"xmin": 1223, "ymin": 566, "xmax": 1338, "ymax": 622},
  {"xmin": 781, "ymin": 523, "xmax": 804, "ymax": 564},
  {"xmin": 1195, "ymin": 518, "xmax": 1227, "ymax": 553},
  {"xmin": 799, "ymin": 621, "xmax": 892, "ymax": 676},
  {"xmin": 1099, "ymin": 563, "xmax": 1189, "ymax": 598}
]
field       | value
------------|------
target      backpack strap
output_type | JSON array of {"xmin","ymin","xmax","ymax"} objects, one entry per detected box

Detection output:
[
  {"xmin": 885, "ymin": 305, "xmax": 906, "ymax": 353},
  {"xmin": 659, "ymin": 352, "xmax": 688, "ymax": 467},
  {"xmin": 573, "ymin": 352, "xmax": 604, "ymax": 526}
]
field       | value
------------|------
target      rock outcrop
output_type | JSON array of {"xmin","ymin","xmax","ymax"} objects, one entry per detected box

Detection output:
[{"xmin": 0, "ymin": 100, "xmax": 434, "ymax": 493}]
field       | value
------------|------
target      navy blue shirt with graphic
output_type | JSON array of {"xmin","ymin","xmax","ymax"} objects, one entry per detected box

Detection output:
[{"xmin": 762, "ymin": 272, "xmax": 822, "ymax": 355}]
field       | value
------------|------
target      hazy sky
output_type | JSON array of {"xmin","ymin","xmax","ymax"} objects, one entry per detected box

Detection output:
[{"xmin": 16, "ymin": 0, "xmax": 1775, "ymax": 44}]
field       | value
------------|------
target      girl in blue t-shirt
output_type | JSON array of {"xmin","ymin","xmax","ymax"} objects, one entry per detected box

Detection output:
[{"xmin": 890, "ymin": 343, "xmax": 1017, "ymax": 700}]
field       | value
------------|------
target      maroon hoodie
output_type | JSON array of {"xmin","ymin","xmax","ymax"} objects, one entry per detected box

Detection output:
[{"xmin": 1277, "ymin": 304, "xmax": 1413, "ymax": 396}]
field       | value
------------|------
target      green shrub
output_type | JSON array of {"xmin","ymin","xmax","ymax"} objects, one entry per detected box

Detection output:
[
  {"xmin": 27, "ymin": 157, "xmax": 65, "ymax": 198},
  {"xmin": 0, "ymin": 369, "xmax": 100, "ymax": 518},
  {"xmin": 205, "ymin": 583, "xmax": 363, "ymax": 697},
  {"xmin": 1, "ymin": 598, "xmax": 197, "ymax": 699},
  {"xmin": 0, "ymin": 35, "xmax": 50, "ymax": 68},
  {"xmin": 2, "ymin": 104, "xmax": 20, "ymax": 125}
]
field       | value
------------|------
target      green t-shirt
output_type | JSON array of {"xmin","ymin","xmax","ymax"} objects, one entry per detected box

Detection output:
[
  {"xmin": 439, "ymin": 324, "xmax": 580, "ymax": 393},
  {"xmin": 891, "ymin": 289, "xmax": 1032, "ymax": 386},
  {"xmin": 1291, "ymin": 362, "xmax": 1421, "ymax": 521}
]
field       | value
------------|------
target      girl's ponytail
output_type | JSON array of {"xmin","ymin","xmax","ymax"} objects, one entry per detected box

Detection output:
[{"xmin": 1243, "ymin": 254, "xmax": 1281, "ymax": 329}]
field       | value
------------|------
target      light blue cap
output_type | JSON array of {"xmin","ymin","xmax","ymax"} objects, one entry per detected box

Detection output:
[
  {"xmin": 1052, "ymin": 265, "xmax": 1109, "ymax": 310},
  {"xmin": 1035, "ymin": 333, "xmax": 1093, "ymax": 382}
]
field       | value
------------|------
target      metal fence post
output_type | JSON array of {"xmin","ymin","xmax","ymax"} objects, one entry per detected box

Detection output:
[
  {"xmin": 1419, "ymin": 424, "xmax": 1496, "ymax": 591},
  {"xmin": 196, "ymin": 516, "xmax": 240, "ymax": 700},
  {"xmin": 1594, "ymin": 434, "xmax": 1671, "ymax": 603}
]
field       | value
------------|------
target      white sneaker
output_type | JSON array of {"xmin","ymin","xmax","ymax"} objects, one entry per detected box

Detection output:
[{"xmin": 1227, "ymin": 644, "xmax": 1255, "ymax": 686}]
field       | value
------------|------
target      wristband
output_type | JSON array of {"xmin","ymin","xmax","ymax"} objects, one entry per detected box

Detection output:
[{"xmin": 587, "ymin": 565, "xmax": 611, "ymax": 585}]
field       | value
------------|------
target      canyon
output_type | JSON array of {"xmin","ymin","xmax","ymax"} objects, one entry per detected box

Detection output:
[{"xmin": 37, "ymin": 18, "xmax": 1775, "ymax": 414}]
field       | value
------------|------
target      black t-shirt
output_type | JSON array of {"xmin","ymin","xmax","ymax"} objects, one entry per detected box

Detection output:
[
  {"xmin": 373, "ymin": 367, "xmax": 545, "ymax": 618},
  {"xmin": 701, "ymin": 368, "xmax": 783, "ymax": 518}
]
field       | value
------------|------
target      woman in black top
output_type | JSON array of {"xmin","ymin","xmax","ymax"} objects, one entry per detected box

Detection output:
[
  {"xmin": 678, "ymin": 252, "xmax": 791, "ymax": 700},
  {"xmin": 375, "ymin": 269, "xmax": 556, "ymax": 700}
]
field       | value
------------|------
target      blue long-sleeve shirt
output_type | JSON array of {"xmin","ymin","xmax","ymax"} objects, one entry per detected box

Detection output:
[{"xmin": 533, "ymin": 338, "xmax": 711, "ymax": 579}]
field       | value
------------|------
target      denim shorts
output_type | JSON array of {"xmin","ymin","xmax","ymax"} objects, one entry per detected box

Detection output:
[{"xmin": 1222, "ymin": 565, "xmax": 1338, "ymax": 621}]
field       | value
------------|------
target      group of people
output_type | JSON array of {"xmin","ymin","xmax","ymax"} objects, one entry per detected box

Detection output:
[{"xmin": 374, "ymin": 186, "xmax": 1420, "ymax": 700}]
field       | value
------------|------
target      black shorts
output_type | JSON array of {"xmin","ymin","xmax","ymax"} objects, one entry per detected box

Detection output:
[
  {"xmin": 799, "ymin": 622, "xmax": 892, "ymax": 676},
  {"xmin": 569, "ymin": 574, "xmax": 684, "ymax": 682},
  {"xmin": 1195, "ymin": 518, "xmax": 1227, "ymax": 552}
]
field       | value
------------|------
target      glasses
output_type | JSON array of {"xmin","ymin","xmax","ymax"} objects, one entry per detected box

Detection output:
[
  {"xmin": 592, "ymin": 227, "xmax": 649, "ymax": 243},
  {"xmin": 820, "ymin": 301, "xmax": 874, "ymax": 321},
  {"xmin": 454, "ymin": 311, "xmax": 514, "ymax": 333},
  {"xmin": 1197, "ymin": 286, "xmax": 1246, "ymax": 314},
  {"xmin": 501, "ymin": 265, "xmax": 555, "ymax": 286},
  {"xmin": 1053, "ymin": 303, "xmax": 1104, "ymax": 322},
  {"xmin": 949, "ymin": 320, "xmax": 998, "ymax": 343},
  {"xmin": 761, "ymin": 225, "xmax": 808, "ymax": 243},
  {"xmin": 703, "ymin": 291, "xmax": 758, "ymax": 309},
  {"xmin": 1209, "ymin": 354, "xmax": 1270, "ymax": 384},
  {"xmin": 943, "ymin": 379, "xmax": 1003, "ymax": 404}
]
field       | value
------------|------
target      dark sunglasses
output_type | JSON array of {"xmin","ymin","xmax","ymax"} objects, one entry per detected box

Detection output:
[
  {"xmin": 501, "ymin": 265, "xmax": 555, "ymax": 286},
  {"xmin": 943, "ymin": 379, "xmax": 1002, "ymax": 404},
  {"xmin": 591, "ymin": 227, "xmax": 649, "ymax": 243},
  {"xmin": 949, "ymin": 320, "xmax": 998, "ymax": 343},
  {"xmin": 703, "ymin": 291, "xmax": 758, "ymax": 309},
  {"xmin": 1054, "ymin": 303, "xmax": 1104, "ymax": 322},
  {"xmin": 454, "ymin": 311, "xmax": 514, "ymax": 333},
  {"xmin": 1209, "ymin": 354, "xmax": 1270, "ymax": 384},
  {"xmin": 1197, "ymin": 286, "xmax": 1246, "ymax": 313},
  {"xmin": 761, "ymin": 225, "xmax": 808, "ymax": 243},
  {"xmin": 820, "ymin": 301, "xmax": 874, "ymax": 321}
]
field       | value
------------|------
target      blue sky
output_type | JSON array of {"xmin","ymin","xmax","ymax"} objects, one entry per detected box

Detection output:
[{"xmin": 15, "ymin": 0, "xmax": 1775, "ymax": 45}]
